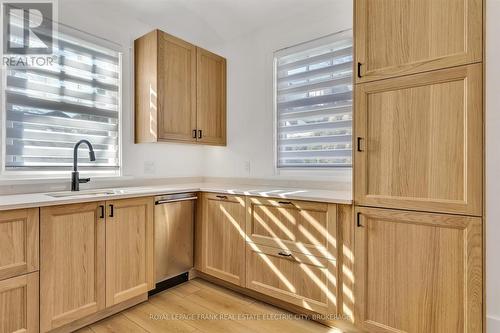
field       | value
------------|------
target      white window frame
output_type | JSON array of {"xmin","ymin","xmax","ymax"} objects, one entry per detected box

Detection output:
[
  {"xmin": 0, "ymin": 23, "xmax": 123, "ymax": 180},
  {"xmin": 273, "ymin": 30, "xmax": 353, "ymax": 176}
]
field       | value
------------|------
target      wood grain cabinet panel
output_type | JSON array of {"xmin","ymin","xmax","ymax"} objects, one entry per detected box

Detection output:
[
  {"xmin": 135, "ymin": 30, "xmax": 226, "ymax": 146},
  {"xmin": 246, "ymin": 197, "xmax": 337, "ymax": 259},
  {"xmin": 246, "ymin": 244, "xmax": 337, "ymax": 315},
  {"xmin": 355, "ymin": 0, "xmax": 482, "ymax": 82},
  {"xmin": 200, "ymin": 193, "xmax": 246, "ymax": 286},
  {"xmin": 196, "ymin": 48, "xmax": 227, "ymax": 145},
  {"xmin": 355, "ymin": 64, "xmax": 482, "ymax": 215},
  {"xmin": 0, "ymin": 208, "xmax": 38, "ymax": 281},
  {"xmin": 40, "ymin": 202, "xmax": 105, "ymax": 332},
  {"xmin": 105, "ymin": 197, "xmax": 154, "ymax": 307},
  {"xmin": 157, "ymin": 32, "xmax": 197, "ymax": 142},
  {"xmin": 0, "ymin": 272, "xmax": 39, "ymax": 333},
  {"xmin": 354, "ymin": 207, "xmax": 482, "ymax": 333}
]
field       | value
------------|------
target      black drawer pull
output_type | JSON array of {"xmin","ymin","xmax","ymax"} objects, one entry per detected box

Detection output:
[
  {"xmin": 109, "ymin": 204, "xmax": 114, "ymax": 218},
  {"xmin": 278, "ymin": 251, "xmax": 292, "ymax": 257},
  {"xmin": 357, "ymin": 137, "xmax": 364, "ymax": 152},
  {"xmin": 192, "ymin": 129, "xmax": 197, "ymax": 139},
  {"xmin": 216, "ymin": 195, "xmax": 228, "ymax": 200},
  {"xmin": 278, "ymin": 201, "xmax": 292, "ymax": 205}
]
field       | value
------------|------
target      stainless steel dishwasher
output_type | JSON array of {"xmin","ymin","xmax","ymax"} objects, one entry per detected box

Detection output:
[{"xmin": 154, "ymin": 193, "xmax": 196, "ymax": 286}]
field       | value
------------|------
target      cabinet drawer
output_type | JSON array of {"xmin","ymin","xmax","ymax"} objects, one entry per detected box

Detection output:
[
  {"xmin": 246, "ymin": 244, "xmax": 337, "ymax": 315},
  {"xmin": 0, "ymin": 208, "xmax": 39, "ymax": 280},
  {"xmin": 246, "ymin": 197, "xmax": 337, "ymax": 259},
  {"xmin": 0, "ymin": 272, "xmax": 39, "ymax": 333}
]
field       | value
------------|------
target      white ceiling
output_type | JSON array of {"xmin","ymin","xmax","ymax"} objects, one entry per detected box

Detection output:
[{"xmin": 62, "ymin": 0, "xmax": 339, "ymax": 44}]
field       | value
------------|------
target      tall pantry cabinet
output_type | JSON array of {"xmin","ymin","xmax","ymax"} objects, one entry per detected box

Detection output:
[{"xmin": 353, "ymin": 1, "xmax": 484, "ymax": 332}]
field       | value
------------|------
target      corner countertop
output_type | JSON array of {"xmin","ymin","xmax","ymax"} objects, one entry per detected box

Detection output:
[{"xmin": 0, "ymin": 182, "xmax": 352, "ymax": 211}]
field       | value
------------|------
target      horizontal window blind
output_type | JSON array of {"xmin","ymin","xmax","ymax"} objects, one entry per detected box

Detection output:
[
  {"xmin": 4, "ymin": 28, "xmax": 121, "ymax": 171},
  {"xmin": 275, "ymin": 31, "xmax": 352, "ymax": 168}
]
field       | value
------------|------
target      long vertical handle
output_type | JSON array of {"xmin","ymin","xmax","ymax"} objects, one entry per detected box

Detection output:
[
  {"xmin": 109, "ymin": 204, "xmax": 114, "ymax": 218},
  {"xmin": 357, "ymin": 62, "xmax": 362, "ymax": 78},
  {"xmin": 99, "ymin": 205, "xmax": 105, "ymax": 219}
]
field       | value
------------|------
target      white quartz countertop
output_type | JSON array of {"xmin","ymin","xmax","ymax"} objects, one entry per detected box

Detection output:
[{"xmin": 0, "ymin": 182, "xmax": 352, "ymax": 211}]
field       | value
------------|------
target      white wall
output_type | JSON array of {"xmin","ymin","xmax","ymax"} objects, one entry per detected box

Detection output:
[
  {"xmin": 486, "ymin": 0, "xmax": 500, "ymax": 331},
  {"xmin": 203, "ymin": 0, "xmax": 353, "ymax": 184}
]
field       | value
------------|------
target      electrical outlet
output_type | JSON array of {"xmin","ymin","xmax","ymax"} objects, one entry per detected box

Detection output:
[
  {"xmin": 244, "ymin": 161, "xmax": 251, "ymax": 175},
  {"xmin": 144, "ymin": 161, "xmax": 156, "ymax": 175}
]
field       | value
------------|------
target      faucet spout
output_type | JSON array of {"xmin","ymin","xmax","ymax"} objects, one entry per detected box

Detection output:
[{"xmin": 72, "ymin": 139, "xmax": 96, "ymax": 191}]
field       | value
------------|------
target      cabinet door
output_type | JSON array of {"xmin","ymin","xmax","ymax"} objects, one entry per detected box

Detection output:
[
  {"xmin": 246, "ymin": 197, "xmax": 337, "ymax": 259},
  {"xmin": 355, "ymin": 0, "xmax": 482, "ymax": 82},
  {"xmin": 201, "ymin": 193, "xmax": 245, "ymax": 286},
  {"xmin": 246, "ymin": 244, "xmax": 337, "ymax": 315},
  {"xmin": 0, "ymin": 272, "xmax": 39, "ymax": 333},
  {"xmin": 105, "ymin": 197, "xmax": 154, "ymax": 307},
  {"xmin": 40, "ymin": 202, "xmax": 105, "ymax": 332},
  {"xmin": 355, "ymin": 64, "xmax": 482, "ymax": 215},
  {"xmin": 157, "ymin": 31, "xmax": 197, "ymax": 142},
  {"xmin": 0, "ymin": 208, "xmax": 38, "ymax": 280},
  {"xmin": 196, "ymin": 47, "xmax": 226, "ymax": 145},
  {"xmin": 354, "ymin": 207, "xmax": 482, "ymax": 333}
]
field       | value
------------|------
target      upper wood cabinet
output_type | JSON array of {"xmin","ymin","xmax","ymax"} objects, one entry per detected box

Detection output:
[
  {"xmin": 105, "ymin": 197, "xmax": 154, "ymax": 307},
  {"xmin": 355, "ymin": 0, "xmax": 483, "ymax": 82},
  {"xmin": 354, "ymin": 64, "xmax": 482, "ymax": 216},
  {"xmin": 135, "ymin": 29, "xmax": 226, "ymax": 145},
  {"xmin": 354, "ymin": 207, "xmax": 482, "ymax": 333},
  {"xmin": 40, "ymin": 202, "xmax": 105, "ymax": 332},
  {"xmin": 196, "ymin": 48, "xmax": 227, "ymax": 145},
  {"xmin": 0, "ymin": 208, "xmax": 38, "ymax": 281},
  {"xmin": 200, "ymin": 193, "xmax": 246, "ymax": 286}
]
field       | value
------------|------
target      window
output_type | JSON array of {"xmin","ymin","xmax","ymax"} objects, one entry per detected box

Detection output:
[
  {"xmin": 2, "ymin": 27, "xmax": 121, "ymax": 175},
  {"xmin": 275, "ymin": 31, "xmax": 352, "ymax": 169}
]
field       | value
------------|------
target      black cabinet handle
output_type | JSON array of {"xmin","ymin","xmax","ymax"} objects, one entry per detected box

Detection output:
[
  {"xmin": 192, "ymin": 129, "xmax": 197, "ymax": 139},
  {"xmin": 357, "ymin": 62, "xmax": 362, "ymax": 78},
  {"xmin": 216, "ymin": 195, "xmax": 228, "ymax": 200},
  {"xmin": 357, "ymin": 212, "xmax": 363, "ymax": 227},
  {"xmin": 198, "ymin": 129, "xmax": 202, "ymax": 139},
  {"xmin": 357, "ymin": 137, "xmax": 364, "ymax": 152},
  {"xmin": 99, "ymin": 205, "xmax": 105, "ymax": 219},
  {"xmin": 278, "ymin": 201, "xmax": 292, "ymax": 205},
  {"xmin": 278, "ymin": 251, "xmax": 293, "ymax": 257},
  {"xmin": 109, "ymin": 204, "xmax": 114, "ymax": 218}
]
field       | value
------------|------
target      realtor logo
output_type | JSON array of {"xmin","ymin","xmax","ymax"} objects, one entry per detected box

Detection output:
[{"xmin": 2, "ymin": 1, "xmax": 54, "ymax": 54}]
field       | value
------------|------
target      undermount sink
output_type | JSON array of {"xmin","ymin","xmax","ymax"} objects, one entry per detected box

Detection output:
[
  {"xmin": 46, "ymin": 189, "xmax": 118, "ymax": 198},
  {"xmin": 45, "ymin": 187, "xmax": 156, "ymax": 198}
]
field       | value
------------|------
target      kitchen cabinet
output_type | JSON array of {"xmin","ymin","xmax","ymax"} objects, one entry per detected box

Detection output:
[
  {"xmin": 196, "ymin": 48, "xmax": 227, "ymax": 145},
  {"xmin": 246, "ymin": 244, "xmax": 337, "ymax": 315},
  {"xmin": 354, "ymin": 207, "xmax": 482, "ymax": 333},
  {"xmin": 246, "ymin": 197, "xmax": 337, "ymax": 259},
  {"xmin": 199, "ymin": 193, "xmax": 246, "ymax": 286},
  {"xmin": 0, "ymin": 208, "xmax": 38, "ymax": 280},
  {"xmin": 135, "ymin": 29, "xmax": 226, "ymax": 145},
  {"xmin": 354, "ymin": 64, "xmax": 482, "ymax": 216},
  {"xmin": 40, "ymin": 197, "xmax": 154, "ymax": 331},
  {"xmin": 106, "ymin": 197, "xmax": 154, "ymax": 306},
  {"xmin": 40, "ymin": 202, "xmax": 106, "ymax": 332},
  {"xmin": 355, "ymin": 0, "xmax": 482, "ymax": 82},
  {"xmin": 0, "ymin": 272, "xmax": 39, "ymax": 333}
]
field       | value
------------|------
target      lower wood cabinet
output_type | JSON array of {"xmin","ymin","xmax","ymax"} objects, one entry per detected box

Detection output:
[
  {"xmin": 40, "ymin": 197, "xmax": 154, "ymax": 332},
  {"xmin": 40, "ymin": 202, "xmax": 106, "ymax": 332},
  {"xmin": 0, "ymin": 272, "xmax": 39, "ymax": 333},
  {"xmin": 354, "ymin": 207, "xmax": 482, "ymax": 333},
  {"xmin": 246, "ymin": 244, "xmax": 337, "ymax": 315},
  {"xmin": 0, "ymin": 208, "xmax": 39, "ymax": 281},
  {"xmin": 105, "ymin": 197, "xmax": 154, "ymax": 306},
  {"xmin": 199, "ymin": 193, "xmax": 246, "ymax": 286}
]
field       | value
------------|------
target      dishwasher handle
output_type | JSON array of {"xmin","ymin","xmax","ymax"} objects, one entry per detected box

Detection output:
[{"xmin": 155, "ymin": 196, "xmax": 198, "ymax": 205}]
